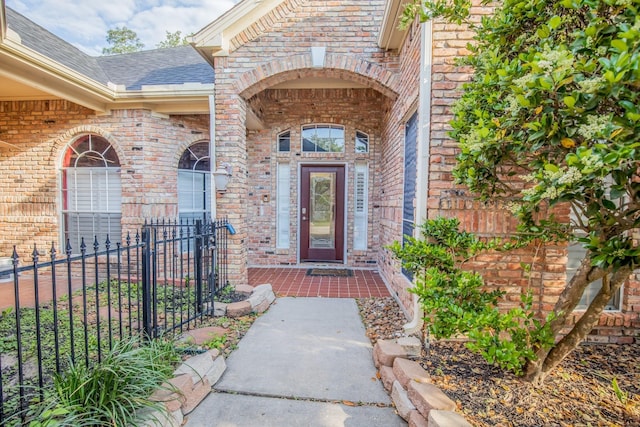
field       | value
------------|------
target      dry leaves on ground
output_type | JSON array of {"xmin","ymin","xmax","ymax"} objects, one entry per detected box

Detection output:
[{"xmin": 357, "ymin": 297, "xmax": 640, "ymax": 427}]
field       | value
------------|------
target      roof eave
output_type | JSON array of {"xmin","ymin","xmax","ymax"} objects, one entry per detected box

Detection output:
[
  {"xmin": 191, "ymin": 0, "xmax": 283, "ymax": 58},
  {"xmin": 0, "ymin": 39, "xmax": 114, "ymax": 111},
  {"xmin": 110, "ymin": 83, "xmax": 214, "ymax": 114},
  {"xmin": 378, "ymin": 0, "xmax": 409, "ymax": 51}
]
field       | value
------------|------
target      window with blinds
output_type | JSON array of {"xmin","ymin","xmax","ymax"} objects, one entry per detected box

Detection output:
[
  {"xmin": 276, "ymin": 163, "xmax": 291, "ymax": 249},
  {"xmin": 402, "ymin": 112, "xmax": 418, "ymax": 279},
  {"xmin": 178, "ymin": 142, "xmax": 211, "ymax": 223},
  {"xmin": 61, "ymin": 134, "xmax": 121, "ymax": 251},
  {"xmin": 353, "ymin": 163, "xmax": 368, "ymax": 250}
]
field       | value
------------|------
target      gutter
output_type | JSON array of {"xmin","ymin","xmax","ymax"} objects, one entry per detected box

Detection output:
[{"xmin": 403, "ymin": 20, "xmax": 433, "ymax": 336}]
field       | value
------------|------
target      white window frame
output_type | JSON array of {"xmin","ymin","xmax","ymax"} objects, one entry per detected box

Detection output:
[
  {"xmin": 353, "ymin": 163, "xmax": 368, "ymax": 250},
  {"xmin": 568, "ymin": 242, "xmax": 622, "ymax": 311},
  {"xmin": 178, "ymin": 142, "xmax": 211, "ymax": 223},
  {"xmin": 276, "ymin": 163, "xmax": 291, "ymax": 249},
  {"xmin": 278, "ymin": 130, "xmax": 291, "ymax": 152},
  {"xmin": 569, "ymin": 199, "xmax": 622, "ymax": 311},
  {"xmin": 61, "ymin": 134, "xmax": 122, "ymax": 251},
  {"xmin": 355, "ymin": 130, "xmax": 369, "ymax": 153}
]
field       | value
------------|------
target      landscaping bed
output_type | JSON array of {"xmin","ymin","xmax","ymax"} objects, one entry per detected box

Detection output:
[{"xmin": 357, "ymin": 297, "xmax": 640, "ymax": 427}]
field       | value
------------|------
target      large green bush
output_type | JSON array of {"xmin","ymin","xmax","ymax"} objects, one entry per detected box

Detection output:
[{"xmin": 402, "ymin": 0, "xmax": 640, "ymax": 383}]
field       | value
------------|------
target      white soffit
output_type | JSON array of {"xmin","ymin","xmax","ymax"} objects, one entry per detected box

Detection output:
[{"xmin": 378, "ymin": 0, "xmax": 408, "ymax": 50}]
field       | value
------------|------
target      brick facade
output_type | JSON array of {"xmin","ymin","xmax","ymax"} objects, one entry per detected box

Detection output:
[
  {"xmin": 1, "ymin": 0, "xmax": 637, "ymax": 342},
  {"xmin": 243, "ymin": 88, "xmax": 385, "ymax": 266},
  {"xmin": 212, "ymin": 0, "xmax": 397, "ymax": 282},
  {"xmin": 0, "ymin": 100, "xmax": 209, "ymax": 256}
]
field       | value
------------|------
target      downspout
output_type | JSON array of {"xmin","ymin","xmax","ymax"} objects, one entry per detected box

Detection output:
[
  {"xmin": 209, "ymin": 93, "xmax": 217, "ymax": 220},
  {"xmin": 403, "ymin": 19, "xmax": 433, "ymax": 335}
]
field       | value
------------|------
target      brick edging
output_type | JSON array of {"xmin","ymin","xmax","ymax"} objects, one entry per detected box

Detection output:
[{"xmin": 373, "ymin": 338, "xmax": 473, "ymax": 427}]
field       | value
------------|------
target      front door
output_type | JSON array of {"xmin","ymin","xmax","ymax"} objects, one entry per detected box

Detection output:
[{"xmin": 300, "ymin": 165, "xmax": 345, "ymax": 262}]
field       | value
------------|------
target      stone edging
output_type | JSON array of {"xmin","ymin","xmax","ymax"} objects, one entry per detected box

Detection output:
[
  {"xmin": 140, "ymin": 348, "xmax": 227, "ymax": 426},
  {"xmin": 139, "ymin": 284, "xmax": 277, "ymax": 426},
  {"xmin": 214, "ymin": 283, "xmax": 276, "ymax": 317},
  {"xmin": 373, "ymin": 338, "xmax": 472, "ymax": 427}
]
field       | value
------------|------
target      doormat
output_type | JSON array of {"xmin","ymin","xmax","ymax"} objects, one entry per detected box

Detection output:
[{"xmin": 306, "ymin": 268, "xmax": 354, "ymax": 277}]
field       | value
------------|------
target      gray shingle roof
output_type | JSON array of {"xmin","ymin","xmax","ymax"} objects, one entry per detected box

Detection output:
[
  {"xmin": 6, "ymin": 7, "xmax": 109, "ymax": 84},
  {"xmin": 97, "ymin": 46, "xmax": 214, "ymax": 90},
  {"xmin": 5, "ymin": 7, "xmax": 214, "ymax": 90}
]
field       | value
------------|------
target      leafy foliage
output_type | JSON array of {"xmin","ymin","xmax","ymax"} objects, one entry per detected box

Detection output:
[
  {"xmin": 402, "ymin": 0, "xmax": 640, "ymax": 380},
  {"xmin": 389, "ymin": 218, "xmax": 554, "ymax": 374},
  {"xmin": 156, "ymin": 30, "xmax": 192, "ymax": 48},
  {"xmin": 404, "ymin": 0, "xmax": 640, "ymax": 266},
  {"xmin": 102, "ymin": 26, "xmax": 144, "ymax": 55}
]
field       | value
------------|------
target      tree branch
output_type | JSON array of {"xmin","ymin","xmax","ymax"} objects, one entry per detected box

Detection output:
[{"xmin": 541, "ymin": 266, "xmax": 630, "ymax": 376}]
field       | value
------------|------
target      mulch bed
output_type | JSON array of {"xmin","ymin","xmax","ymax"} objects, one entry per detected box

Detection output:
[{"xmin": 357, "ymin": 297, "xmax": 640, "ymax": 427}]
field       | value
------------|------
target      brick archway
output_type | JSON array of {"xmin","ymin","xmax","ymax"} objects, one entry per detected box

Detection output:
[{"xmin": 236, "ymin": 53, "xmax": 399, "ymax": 100}]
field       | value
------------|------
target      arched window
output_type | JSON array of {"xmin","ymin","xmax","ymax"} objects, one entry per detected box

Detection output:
[
  {"xmin": 178, "ymin": 142, "xmax": 211, "ymax": 222},
  {"xmin": 61, "ymin": 134, "xmax": 122, "ymax": 250}
]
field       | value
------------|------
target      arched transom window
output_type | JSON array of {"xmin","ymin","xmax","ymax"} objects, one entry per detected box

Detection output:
[
  {"xmin": 61, "ymin": 134, "xmax": 122, "ymax": 250},
  {"xmin": 178, "ymin": 141, "xmax": 211, "ymax": 222}
]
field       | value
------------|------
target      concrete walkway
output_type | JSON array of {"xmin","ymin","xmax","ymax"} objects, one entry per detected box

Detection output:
[{"xmin": 186, "ymin": 297, "xmax": 406, "ymax": 427}]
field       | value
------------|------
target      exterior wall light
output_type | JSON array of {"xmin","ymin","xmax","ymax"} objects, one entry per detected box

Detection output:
[{"xmin": 213, "ymin": 162, "xmax": 232, "ymax": 192}]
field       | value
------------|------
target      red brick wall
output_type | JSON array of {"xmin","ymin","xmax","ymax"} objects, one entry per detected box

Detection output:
[
  {"xmin": 377, "ymin": 8, "xmax": 638, "ymax": 341},
  {"xmin": 0, "ymin": 100, "xmax": 209, "ymax": 257},
  {"xmin": 244, "ymin": 88, "xmax": 384, "ymax": 266},
  {"xmin": 213, "ymin": 0, "xmax": 398, "ymax": 279}
]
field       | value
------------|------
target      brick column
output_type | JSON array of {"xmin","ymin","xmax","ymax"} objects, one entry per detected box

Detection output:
[{"xmin": 214, "ymin": 83, "xmax": 249, "ymax": 286}]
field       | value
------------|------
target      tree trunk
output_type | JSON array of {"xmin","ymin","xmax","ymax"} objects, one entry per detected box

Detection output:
[
  {"xmin": 524, "ymin": 256, "xmax": 604, "ymax": 380},
  {"xmin": 524, "ymin": 264, "xmax": 631, "ymax": 384},
  {"xmin": 547, "ymin": 256, "xmax": 608, "ymax": 337}
]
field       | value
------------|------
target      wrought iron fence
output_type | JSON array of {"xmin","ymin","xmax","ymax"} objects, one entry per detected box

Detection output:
[{"xmin": 0, "ymin": 218, "xmax": 230, "ymax": 423}]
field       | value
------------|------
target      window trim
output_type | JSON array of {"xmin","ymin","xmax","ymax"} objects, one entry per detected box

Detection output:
[
  {"xmin": 568, "ymin": 242, "xmax": 622, "ymax": 312},
  {"xmin": 277, "ymin": 130, "xmax": 291, "ymax": 153}
]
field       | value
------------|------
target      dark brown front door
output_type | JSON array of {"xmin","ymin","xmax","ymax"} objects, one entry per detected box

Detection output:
[{"xmin": 300, "ymin": 165, "xmax": 345, "ymax": 262}]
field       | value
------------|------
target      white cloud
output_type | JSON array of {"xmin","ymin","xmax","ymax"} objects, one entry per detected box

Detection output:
[{"xmin": 6, "ymin": 0, "xmax": 239, "ymax": 55}]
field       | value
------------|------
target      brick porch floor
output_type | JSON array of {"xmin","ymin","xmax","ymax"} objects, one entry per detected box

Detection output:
[
  {"xmin": 0, "ymin": 267, "xmax": 391, "ymax": 311},
  {"xmin": 248, "ymin": 267, "xmax": 390, "ymax": 298}
]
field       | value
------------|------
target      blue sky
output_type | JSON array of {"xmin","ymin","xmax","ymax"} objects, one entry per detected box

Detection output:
[{"xmin": 6, "ymin": 0, "xmax": 240, "ymax": 56}]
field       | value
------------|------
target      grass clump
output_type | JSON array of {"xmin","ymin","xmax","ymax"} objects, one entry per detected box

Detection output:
[{"xmin": 24, "ymin": 337, "xmax": 180, "ymax": 427}]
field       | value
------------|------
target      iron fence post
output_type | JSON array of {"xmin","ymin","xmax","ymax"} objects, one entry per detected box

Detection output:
[
  {"xmin": 141, "ymin": 227, "xmax": 153, "ymax": 339},
  {"xmin": 195, "ymin": 220, "xmax": 203, "ymax": 312}
]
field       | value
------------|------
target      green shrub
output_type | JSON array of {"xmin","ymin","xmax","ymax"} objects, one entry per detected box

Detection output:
[{"xmin": 389, "ymin": 217, "xmax": 554, "ymax": 375}]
